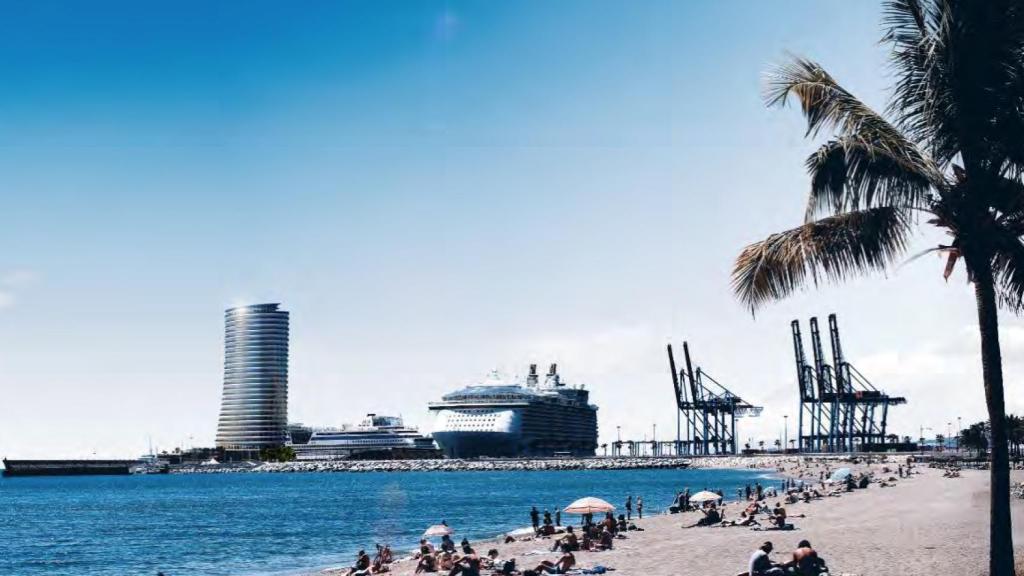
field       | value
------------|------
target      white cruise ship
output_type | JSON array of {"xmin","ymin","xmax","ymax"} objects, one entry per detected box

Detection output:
[
  {"xmin": 292, "ymin": 414, "xmax": 437, "ymax": 461},
  {"xmin": 429, "ymin": 364, "xmax": 598, "ymax": 458}
]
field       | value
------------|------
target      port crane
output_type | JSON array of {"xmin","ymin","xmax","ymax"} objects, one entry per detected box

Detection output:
[
  {"xmin": 792, "ymin": 314, "xmax": 907, "ymax": 452},
  {"xmin": 668, "ymin": 341, "xmax": 762, "ymax": 455}
]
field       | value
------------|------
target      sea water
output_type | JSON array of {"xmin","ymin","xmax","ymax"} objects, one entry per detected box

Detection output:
[{"xmin": 0, "ymin": 467, "xmax": 778, "ymax": 576}]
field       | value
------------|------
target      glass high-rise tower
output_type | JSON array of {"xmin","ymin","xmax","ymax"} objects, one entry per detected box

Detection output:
[{"xmin": 215, "ymin": 303, "xmax": 290, "ymax": 451}]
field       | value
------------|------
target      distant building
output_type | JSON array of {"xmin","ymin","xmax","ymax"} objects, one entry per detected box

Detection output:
[{"xmin": 215, "ymin": 303, "xmax": 290, "ymax": 455}]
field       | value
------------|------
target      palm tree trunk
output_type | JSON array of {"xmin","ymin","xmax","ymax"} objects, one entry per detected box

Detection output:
[{"xmin": 974, "ymin": 264, "xmax": 1016, "ymax": 576}]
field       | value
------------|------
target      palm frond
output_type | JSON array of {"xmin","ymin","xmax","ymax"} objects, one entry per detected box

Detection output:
[
  {"xmin": 990, "ymin": 223, "xmax": 1024, "ymax": 312},
  {"xmin": 732, "ymin": 207, "xmax": 912, "ymax": 312},
  {"xmin": 805, "ymin": 135, "xmax": 940, "ymax": 219},
  {"xmin": 764, "ymin": 57, "xmax": 901, "ymax": 141}
]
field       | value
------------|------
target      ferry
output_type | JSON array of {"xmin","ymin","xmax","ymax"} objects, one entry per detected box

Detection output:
[
  {"xmin": 429, "ymin": 364, "xmax": 598, "ymax": 458},
  {"xmin": 291, "ymin": 414, "xmax": 437, "ymax": 460}
]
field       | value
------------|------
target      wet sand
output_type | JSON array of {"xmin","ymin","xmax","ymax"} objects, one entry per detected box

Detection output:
[{"xmin": 319, "ymin": 459, "xmax": 1024, "ymax": 576}]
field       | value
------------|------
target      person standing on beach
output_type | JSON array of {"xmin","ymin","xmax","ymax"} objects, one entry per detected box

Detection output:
[
  {"xmin": 625, "ymin": 495, "xmax": 632, "ymax": 520},
  {"xmin": 636, "ymin": 496, "xmax": 643, "ymax": 519},
  {"xmin": 530, "ymin": 506, "xmax": 540, "ymax": 531},
  {"xmin": 755, "ymin": 482, "xmax": 763, "ymax": 501},
  {"xmin": 745, "ymin": 484, "xmax": 752, "ymax": 500},
  {"xmin": 555, "ymin": 509, "xmax": 561, "ymax": 526}
]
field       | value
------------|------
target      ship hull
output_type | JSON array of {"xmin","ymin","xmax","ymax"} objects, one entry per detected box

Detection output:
[
  {"xmin": 431, "ymin": 431, "xmax": 521, "ymax": 458},
  {"xmin": 2, "ymin": 459, "xmax": 134, "ymax": 477}
]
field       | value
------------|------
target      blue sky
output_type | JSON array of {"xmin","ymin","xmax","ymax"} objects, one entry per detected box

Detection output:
[{"xmin": 1, "ymin": 1, "xmax": 1017, "ymax": 457}]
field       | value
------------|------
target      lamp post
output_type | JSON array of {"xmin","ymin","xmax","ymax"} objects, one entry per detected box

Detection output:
[
  {"xmin": 783, "ymin": 415, "xmax": 789, "ymax": 454},
  {"xmin": 957, "ymin": 416, "xmax": 962, "ymax": 451},
  {"xmin": 946, "ymin": 422, "xmax": 952, "ymax": 451},
  {"xmin": 919, "ymin": 425, "xmax": 932, "ymax": 453},
  {"xmin": 653, "ymin": 423, "xmax": 657, "ymax": 457}
]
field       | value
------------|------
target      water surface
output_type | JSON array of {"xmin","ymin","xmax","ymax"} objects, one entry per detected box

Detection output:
[{"xmin": 1, "ymin": 467, "xmax": 778, "ymax": 575}]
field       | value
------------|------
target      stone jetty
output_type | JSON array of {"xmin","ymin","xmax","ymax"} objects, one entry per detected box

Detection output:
[
  {"xmin": 173, "ymin": 456, "xmax": 695, "ymax": 474},
  {"xmin": 169, "ymin": 454, "xmax": 843, "ymax": 474}
]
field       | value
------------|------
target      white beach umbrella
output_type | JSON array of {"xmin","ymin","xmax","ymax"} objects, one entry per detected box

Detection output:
[
  {"xmin": 828, "ymin": 468, "xmax": 852, "ymax": 483},
  {"xmin": 563, "ymin": 497, "xmax": 615, "ymax": 515},
  {"xmin": 423, "ymin": 524, "xmax": 453, "ymax": 537},
  {"xmin": 688, "ymin": 490, "xmax": 723, "ymax": 504}
]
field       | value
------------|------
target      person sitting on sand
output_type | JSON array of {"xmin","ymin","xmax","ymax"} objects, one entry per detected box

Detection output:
[
  {"xmin": 480, "ymin": 549, "xmax": 501, "ymax": 570},
  {"xmin": 534, "ymin": 545, "xmax": 576, "ymax": 574},
  {"xmin": 347, "ymin": 550, "xmax": 372, "ymax": 576},
  {"xmin": 551, "ymin": 525, "xmax": 580, "ymax": 551},
  {"xmin": 415, "ymin": 547, "xmax": 438, "ymax": 573},
  {"xmin": 782, "ymin": 539, "xmax": 826, "ymax": 576},
  {"xmin": 616, "ymin": 514, "xmax": 628, "ymax": 532},
  {"xmin": 448, "ymin": 544, "xmax": 481, "ymax": 576},
  {"xmin": 417, "ymin": 540, "xmax": 435, "ymax": 557},
  {"xmin": 748, "ymin": 541, "xmax": 784, "ymax": 576},
  {"xmin": 592, "ymin": 525, "xmax": 614, "ymax": 550},
  {"xmin": 771, "ymin": 503, "xmax": 787, "ymax": 528},
  {"xmin": 734, "ymin": 510, "xmax": 760, "ymax": 527},
  {"xmin": 440, "ymin": 535, "xmax": 456, "ymax": 554},
  {"xmin": 377, "ymin": 544, "xmax": 393, "ymax": 565},
  {"xmin": 439, "ymin": 551, "xmax": 457, "ymax": 571},
  {"xmin": 603, "ymin": 512, "xmax": 617, "ymax": 535},
  {"xmin": 684, "ymin": 503, "xmax": 721, "ymax": 528}
]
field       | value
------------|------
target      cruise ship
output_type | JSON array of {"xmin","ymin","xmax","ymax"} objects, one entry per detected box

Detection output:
[
  {"xmin": 429, "ymin": 364, "xmax": 598, "ymax": 458},
  {"xmin": 291, "ymin": 414, "xmax": 438, "ymax": 461}
]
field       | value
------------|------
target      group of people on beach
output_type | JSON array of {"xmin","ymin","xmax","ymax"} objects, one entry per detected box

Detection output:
[
  {"xmin": 412, "ymin": 536, "xmax": 505, "ymax": 576},
  {"xmin": 744, "ymin": 539, "xmax": 827, "ymax": 576}
]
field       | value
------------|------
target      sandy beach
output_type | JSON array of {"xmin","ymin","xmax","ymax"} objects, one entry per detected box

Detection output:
[{"xmin": 319, "ymin": 458, "xmax": 1024, "ymax": 576}]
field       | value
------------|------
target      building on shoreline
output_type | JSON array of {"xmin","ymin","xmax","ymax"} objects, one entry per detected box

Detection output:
[{"xmin": 215, "ymin": 303, "xmax": 290, "ymax": 457}]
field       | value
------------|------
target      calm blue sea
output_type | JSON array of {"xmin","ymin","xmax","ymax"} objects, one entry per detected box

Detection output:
[{"xmin": 0, "ymin": 468, "xmax": 778, "ymax": 576}]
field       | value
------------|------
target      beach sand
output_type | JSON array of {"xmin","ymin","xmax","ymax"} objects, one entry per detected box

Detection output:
[{"xmin": 319, "ymin": 459, "xmax": 1024, "ymax": 576}]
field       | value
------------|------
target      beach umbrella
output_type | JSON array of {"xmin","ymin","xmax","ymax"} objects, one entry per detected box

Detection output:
[
  {"xmin": 828, "ymin": 468, "xmax": 852, "ymax": 482},
  {"xmin": 563, "ymin": 497, "xmax": 615, "ymax": 515},
  {"xmin": 688, "ymin": 490, "xmax": 723, "ymax": 504},
  {"xmin": 423, "ymin": 524, "xmax": 453, "ymax": 537}
]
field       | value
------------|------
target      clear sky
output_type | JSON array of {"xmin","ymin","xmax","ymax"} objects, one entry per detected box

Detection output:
[{"xmin": 1, "ymin": 1, "xmax": 1020, "ymax": 458}]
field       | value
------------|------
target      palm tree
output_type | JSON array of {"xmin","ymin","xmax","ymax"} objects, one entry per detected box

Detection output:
[
  {"xmin": 731, "ymin": 2, "xmax": 1024, "ymax": 573},
  {"xmin": 757, "ymin": 440, "xmax": 765, "ymax": 453},
  {"xmin": 935, "ymin": 434, "xmax": 946, "ymax": 451},
  {"xmin": 774, "ymin": 438, "xmax": 782, "ymax": 452}
]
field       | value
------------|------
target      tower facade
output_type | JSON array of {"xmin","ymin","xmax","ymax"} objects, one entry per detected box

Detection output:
[{"xmin": 215, "ymin": 303, "xmax": 290, "ymax": 452}]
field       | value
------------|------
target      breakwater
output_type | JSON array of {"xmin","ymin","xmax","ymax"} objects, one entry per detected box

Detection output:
[
  {"xmin": 168, "ymin": 455, "xmax": 843, "ymax": 474},
  {"xmin": 173, "ymin": 456, "xmax": 695, "ymax": 474}
]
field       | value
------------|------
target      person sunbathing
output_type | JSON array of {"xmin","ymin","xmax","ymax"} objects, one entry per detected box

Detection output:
[
  {"xmin": 415, "ymin": 548, "xmax": 437, "ymax": 573},
  {"xmin": 781, "ymin": 539, "xmax": 827, "ymax": 575},
  {"xmin": 377, "ymin": 545, "xmax": 393, "ymax": 565},
  {"xmin": 594, "ymin": 526, "xmax": 614, "ymax": 550},
  {"xmin": 448, "ymin": 544, "xmax": 481, "ymax": 576},
  {"xmin": 683, "ymin": 505, "xmax": 721, "ymax": 528},
  {"xmin": 550, "ymin": 525, "xmax": 579, "ymax": 551},
  {"xmin": 437, "ymin": 551, "xmax": 455, "ymax": 571},
  {"xmin": 440, "ymin": 535, "xmax": 456, "ymax": 554},
  {"xmin": 347, "ymin": 550, "xmax": 372, "ymax": 576},
  {"xmin": 533, "ymin": 545, "xmax": 576, "ymax": 574},
  {"xmin": 771, "ymin": 504, "xmax": 787, "ymax": 528},
  {"xmin": 481, "ymin": 549, "xmax": 501, "ymax": 570},
  {"xmin": 417, "ymin": 540, "xmax": 436, "ymax": 557}
]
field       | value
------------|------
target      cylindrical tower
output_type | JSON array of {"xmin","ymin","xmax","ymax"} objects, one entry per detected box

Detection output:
[{"xmin": 215, "ymin": 303, "xmax": 289, "ymax": 452}]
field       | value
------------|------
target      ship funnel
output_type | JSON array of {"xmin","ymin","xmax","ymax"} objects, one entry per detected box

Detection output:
[
  {"xmin": 548, "ymin": 363, "xmax": 557, "ymax": 376},
  {"xmin": 527, "ymin": 364, "xmax": 539, "ymax": 386}
]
